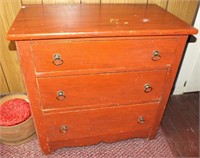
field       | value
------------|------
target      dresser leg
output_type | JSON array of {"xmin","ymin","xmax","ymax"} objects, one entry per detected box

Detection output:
[
  {"xmin": 37, "ymin": 138, "xmax": 52, "ymax": 154},
  {"xmin": 40, "ymin": 144, "xmax": 52, "ymax": 154}
]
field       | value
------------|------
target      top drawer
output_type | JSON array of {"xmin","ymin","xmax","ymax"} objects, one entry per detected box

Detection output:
[{"xmin": 31, "ymin": 38, "xmax": 177, "ymax": 72}]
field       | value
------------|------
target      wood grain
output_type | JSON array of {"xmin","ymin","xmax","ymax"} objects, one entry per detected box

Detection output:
[
  {"xmin": 7, "ymin": 4, "xmax": 198, "ymax": 41},
  {"xmin": 167, "ymin": 0, "xmax": 199, "ymax": 24},
  {"xmin": 101, "ymin": 0, "xmax": 147, "ymax": 3},
  {"xmin": 82, "ymin": 0, "xmax": 100, "ymax": 3},
  {"xmin": 0, "ymin": 64, "xmax": 9, "ymax": 95},
  {"xmin": 43, "ymin": 0, "xmax": 80, "ymax": 4},
  {"xmin": 148, "ymin": 0, "xmax": 168, "ymax": 9},
  {"xmin": 0, "ymin": 0, "xmax": 25, "ymax": 94},
  {"xmin": 55, "ymin": 0, "xmax": 67, "ymax": 4},
  {"xmin": 55, "ymin": 0, "xmax": 80, "ymax": 4},
  {"xmin": 22, "ymin": 0, "xmax": 42, "ymax": 4},
  {"xmin": 42, "ymin": 0, "xmax": 56, "ymax": 3}
]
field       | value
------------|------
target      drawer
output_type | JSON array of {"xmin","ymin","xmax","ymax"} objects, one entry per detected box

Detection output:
[
  {"xmin": 32, "ymin": 38, "xmax": 177, "ymax": 72},
  {"xmin": 44, "ymin": 103, "xmax": 158, "ymax": 141},
  {"xmin": 38, "ymin": 70, "xmax": 168, "ymax": 110}
]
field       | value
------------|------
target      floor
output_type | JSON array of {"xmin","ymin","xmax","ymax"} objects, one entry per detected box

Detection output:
[
  {"xmin": 161, "ymin": 92, "xmax": 199, "ymax": 157},
  {"xmin": 1, "ymin": 92, "xmax": 199, "ymax": 157}
]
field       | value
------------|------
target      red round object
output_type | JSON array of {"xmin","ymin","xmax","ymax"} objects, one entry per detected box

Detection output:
[{"xmin": 0, "ymin": 98, "xmax": 31, "ymax": 126}]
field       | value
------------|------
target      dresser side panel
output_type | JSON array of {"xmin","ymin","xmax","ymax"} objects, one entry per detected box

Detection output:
[{"xmin": 15, "ymin": 41, "xmax": 51, "ymax": 154}]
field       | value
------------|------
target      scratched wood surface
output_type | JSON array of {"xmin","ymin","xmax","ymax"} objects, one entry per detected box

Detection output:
[
  {"xmin": 7, "ymin": 4, "xmax": 198, "ymax": 40},
  {"xmin": 0, "ymin": 0, "xmax": 199, "ymax": 94}
]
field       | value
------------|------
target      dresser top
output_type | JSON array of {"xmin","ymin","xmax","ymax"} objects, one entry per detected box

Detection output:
[{"xmin": 7, "ymin": 4, "xmax": 197, "ymax": 40}]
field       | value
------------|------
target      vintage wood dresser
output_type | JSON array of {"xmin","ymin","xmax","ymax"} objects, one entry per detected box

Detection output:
[{"xmin": 7, "ymin": 4, "xmax": 197, "ymax": 154}]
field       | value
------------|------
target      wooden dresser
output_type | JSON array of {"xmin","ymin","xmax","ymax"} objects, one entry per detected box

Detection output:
[{"xmin": 7, "ymin": 4, "xmax": 197, "ymax": 154}]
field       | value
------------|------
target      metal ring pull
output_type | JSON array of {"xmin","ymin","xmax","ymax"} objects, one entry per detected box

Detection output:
[
  {"xmin": 152, "ymin": 50, "xmax": 161, "ymax": 61},
  {"xmin": 56, "ymin": 90, "xmax": 66, "ymax": 101},
  {"xmin": 52, "ymin": 53, "xmax": 63, "ymax": 66},
  {"xmin": 137, "ymin": 116, "xmax": 145, "ymax": 124},
  {"xmin": 144, "ymin": 84, "xmax": 152, "ymax": 93},
  {"xmin": 60, "ymin": 125, "xmax": 68, "ymax": 133}
]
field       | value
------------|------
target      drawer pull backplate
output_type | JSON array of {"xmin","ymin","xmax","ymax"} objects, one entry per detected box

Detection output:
[
  {"xmin": 138, "ymin": 116, "xmax": 145, "ymax": 124},
  {"xmin": 152, "ymin": 50, "xmax": 161, "ymax": 61},
  {"xmin": 144, "ymin": 84, "xmax": 153, "ymax": 93},
  {"xmin": 53, "ymin": 53, "xmax": 63, "ymax": 66},
  {"xmin": 56, "ymin": 90, "xmax": 66, "ymax": 101},
  {"xmin": 60, "ymin": 125, "xmax": 68, "ymax": 133}
]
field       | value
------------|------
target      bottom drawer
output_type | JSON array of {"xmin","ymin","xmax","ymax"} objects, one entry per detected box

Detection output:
[{"xmin": 44, "ymin": 103, "xmax": 158, "ymax": 141}]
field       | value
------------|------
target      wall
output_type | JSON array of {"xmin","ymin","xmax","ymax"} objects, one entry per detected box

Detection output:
[
  {"xmin": 0, "ymin": 0, "xmax": 199, "ymax": 95},
  {"xmin": 173, "ymin": 5, "xmax": 200, "ymax": 94}
]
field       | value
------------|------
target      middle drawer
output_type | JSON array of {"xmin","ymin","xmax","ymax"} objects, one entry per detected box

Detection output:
[{"xmin": 38, "ymin": 70, "xmax": 168, "ymax": 110}]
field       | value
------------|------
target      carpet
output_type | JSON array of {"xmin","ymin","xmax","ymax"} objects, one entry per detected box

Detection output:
[{"xmin": 0, "ymin": 129, "xmax": 174, "ymax": 158}]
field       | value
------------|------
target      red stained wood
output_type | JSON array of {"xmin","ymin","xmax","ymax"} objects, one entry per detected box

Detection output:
[
  {"xmin": 44, "ymin": 103, "xmax": 158, "ymax": 141},
  {"xmin": 38, "ymin": 70, "xmax": 167, "ymax": 110},
  {"xmin": 32, "ymin": 37, "xmax": 177, "ymax": 72},
  {"xmin": 9, "ymin": 4, "xmax": 198, "ymax": 154},
  {"xmin": 7, "ymin": 4, "xmax": 197, "ymax": 40},
  {"xmin": 49, "ymin": 129, "xmax": 150, "ymax": 153}
]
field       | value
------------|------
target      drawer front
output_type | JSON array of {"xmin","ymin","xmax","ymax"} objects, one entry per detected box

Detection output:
[
  {"xmin": 38, "ymin": 70, "xmax": 168, "ymax": 110},
  {"xmin": 44, "ymin": 103, "xmax": 158, "ymax": 140},
  {"xmin": 32, "ymin": 38, "xmax": 177, "ymax": 72}
]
